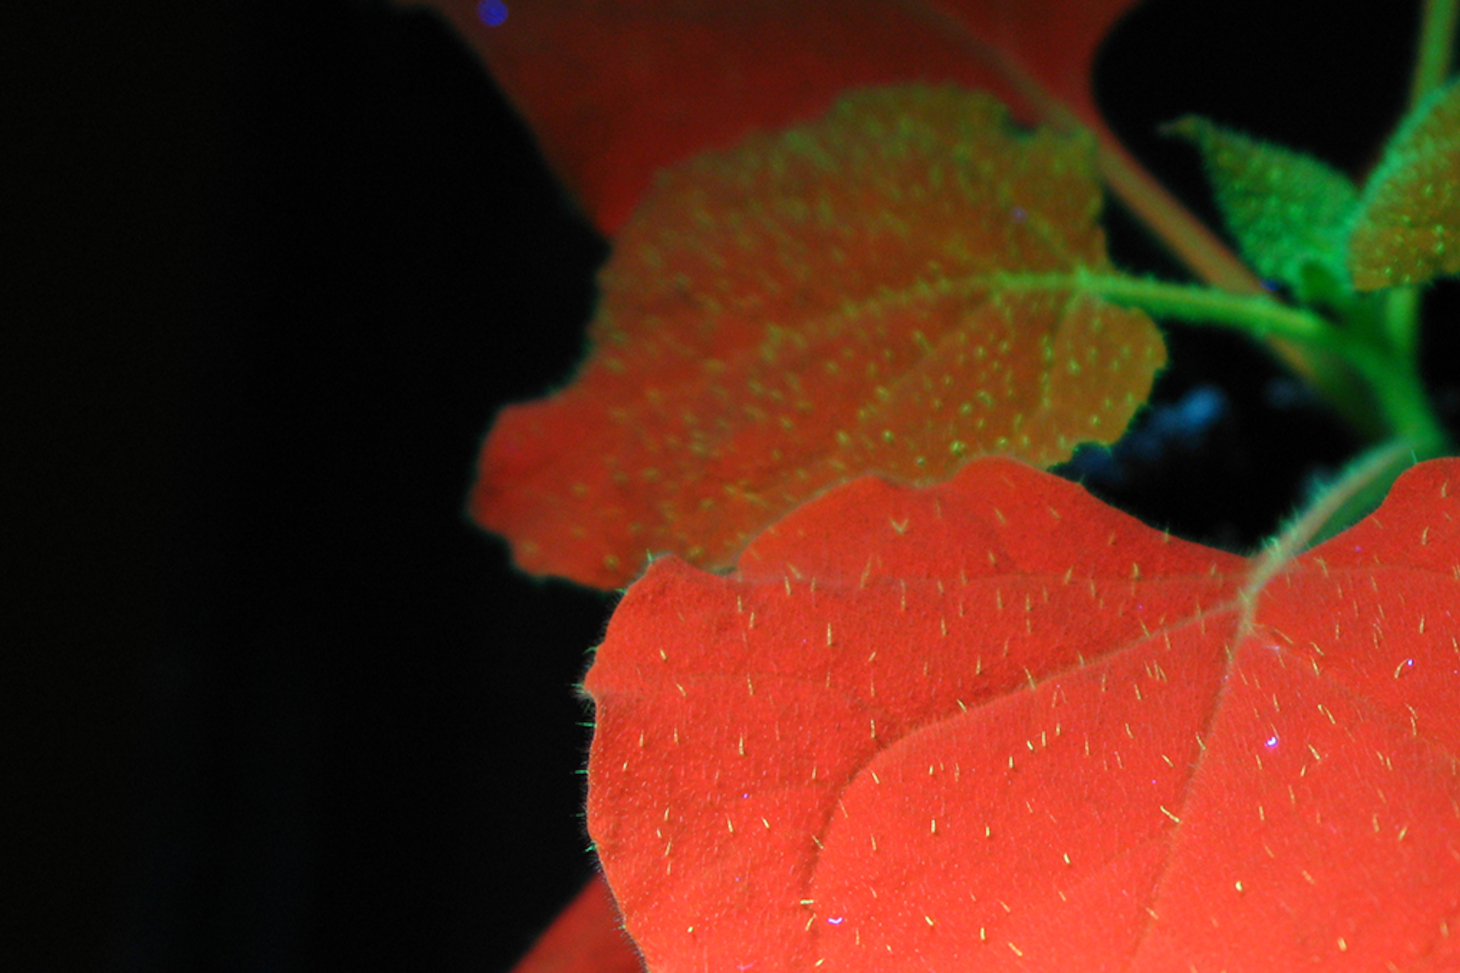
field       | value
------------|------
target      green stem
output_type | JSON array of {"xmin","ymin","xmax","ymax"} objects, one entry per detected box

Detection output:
[
  {"xmin": 1237, "ymin": 439, "xmax": 1417, "ymax": 636},
  {"xmin": 1337, "ymin": 336, "xmax": 1451, "ymax": 456},
  {"xmin": 995, "ymin": 271, "xmax": 1328, "ymax": 342},
  {"xmin": 1409, "ymin": 0, "xmax": 1459, "ymax": 108},
  {"xmin": 1380, "ymin": 286, "xmax": 1422, "ymax": 361},
  {"xmin": 994, "ymin": 271, "xmax": 1452, "ymax": 455}
]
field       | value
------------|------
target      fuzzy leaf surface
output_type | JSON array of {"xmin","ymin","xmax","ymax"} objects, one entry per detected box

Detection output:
[
  {"xmin": 399, "ymin": 0, "xmax": 1142, "ymax": 234},
  {"xmin": 1166, "ymin": 116, "xmax": 1358, "ymax": 304},
  {"xmin": 585, "ymin": 456, "xmax": 1460, "ymax": 972},
  {"xmin": 1349, "ymin": 78, "xmax": 1460, "ymax": 290},
  {"xmin": 507, "ymin": 875, "xmax": 643, "ymax": 973},
  {"xmin": 472, "ymin": 87, "xmax": 1164, "ymax": 588}
]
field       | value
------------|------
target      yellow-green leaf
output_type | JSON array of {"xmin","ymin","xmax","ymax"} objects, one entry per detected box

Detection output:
[
  {"xmin": 472, "ymin": 85, "xmax": 1165, "ymax": 589},
  {"xmin": 1348, "ymin": 77, "xmax": 1460, "ymax": 290}
]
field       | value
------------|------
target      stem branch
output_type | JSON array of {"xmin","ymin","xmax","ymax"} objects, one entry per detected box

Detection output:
[
  {"xmin": 995, "ymin": 271, "xmax": 1328, "ymax": 342},
  {"xmin": 1236, "ymin": 439, "xmax": 1416, "ymax": 640},
  {"xmin": 1409, "ymin": 0, "xmax": 1459, "ymax": 108}
]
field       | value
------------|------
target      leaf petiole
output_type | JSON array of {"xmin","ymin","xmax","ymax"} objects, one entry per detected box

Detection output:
[
  {"xmin": 993, "ymin": 270, "xmax": 1328, "ymax": 342},
  {"xmin": 1408, "ymin": 0, "xmax": 1459, "ymax": 108},
  {"xmin": 1236, "ymin": 437, "xmax": 1416, "ymax": 639}
]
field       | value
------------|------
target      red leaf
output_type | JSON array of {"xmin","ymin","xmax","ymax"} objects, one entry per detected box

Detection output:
[
  {"xmin": 508, "ymin": 875, "xmax": 644, "ymax": 973},
  {"xmin": 584, "ymin": 457, "xmax": 1460, "ymax": 971},
  {"xmin": 400, "ymin": 0, "xmax": 1141, "ymax": 234},
  {"xmin": 472, "ymin": 87, "xmax": 1163, "ymax": 588}
]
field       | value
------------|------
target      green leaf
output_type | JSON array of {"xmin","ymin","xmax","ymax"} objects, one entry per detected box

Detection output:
[
  {"xmin": 1348, "ymin": 76, "xmax": 1460, "ymax": 290},
  {"xmin": 1165, "ymin": 116, "xmax": 1357, "ymax": 305}
]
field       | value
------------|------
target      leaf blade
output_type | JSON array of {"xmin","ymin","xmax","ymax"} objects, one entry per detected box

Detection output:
[
  {"xmin": 472, "ymin": 86, "xmax": 1164, "ymax": 587},
  {"xmin": 398, "ymin": 0, "xmax": 1143, "ymax": 234},
  {"xmin": 1165, "ymin": 116, "xmax": 1358, "ymax": 304},
  {"xmin": 583, "ymin": 457, "xmax": 1460, "ymax": 971},
  {"xmin": 507, "ymin": 875, "xmax": 644, "ymax": 973},
  {"xmin": 1348, "ymin": 77, "xmax": 1460, "ymax": 290}
]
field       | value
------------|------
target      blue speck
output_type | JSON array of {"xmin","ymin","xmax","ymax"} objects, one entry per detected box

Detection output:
[
  {"xmin": 827, "ymin": 916, "xmax": 844, "ymax": 925},
  {"xmin": 1059, "ymin": 384, "xmax": 1228, "ymax": 483},
  {"xmin": 1057, "ymin": 442, "xmax": 1124, "ymax": 486},
  {"xmin": 1173, "ymin": 385, "xmax": 1225, "ymax": 431},
  {"xmin": 478, "ymin": 0, "xmax": 508, "ymax": 26},
  {"xmin": 1264, "ymin": 735, "xmax": 1279, "ymax": 749},
  {"xmin": 1134, "ymin": 385, "xmax": 1225, "ymax": 457}
]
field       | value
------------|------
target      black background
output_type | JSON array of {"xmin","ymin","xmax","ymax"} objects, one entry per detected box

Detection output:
[{"xmin": 12, "ymin": 1, "xmax": 1457, "ymax": 970}]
